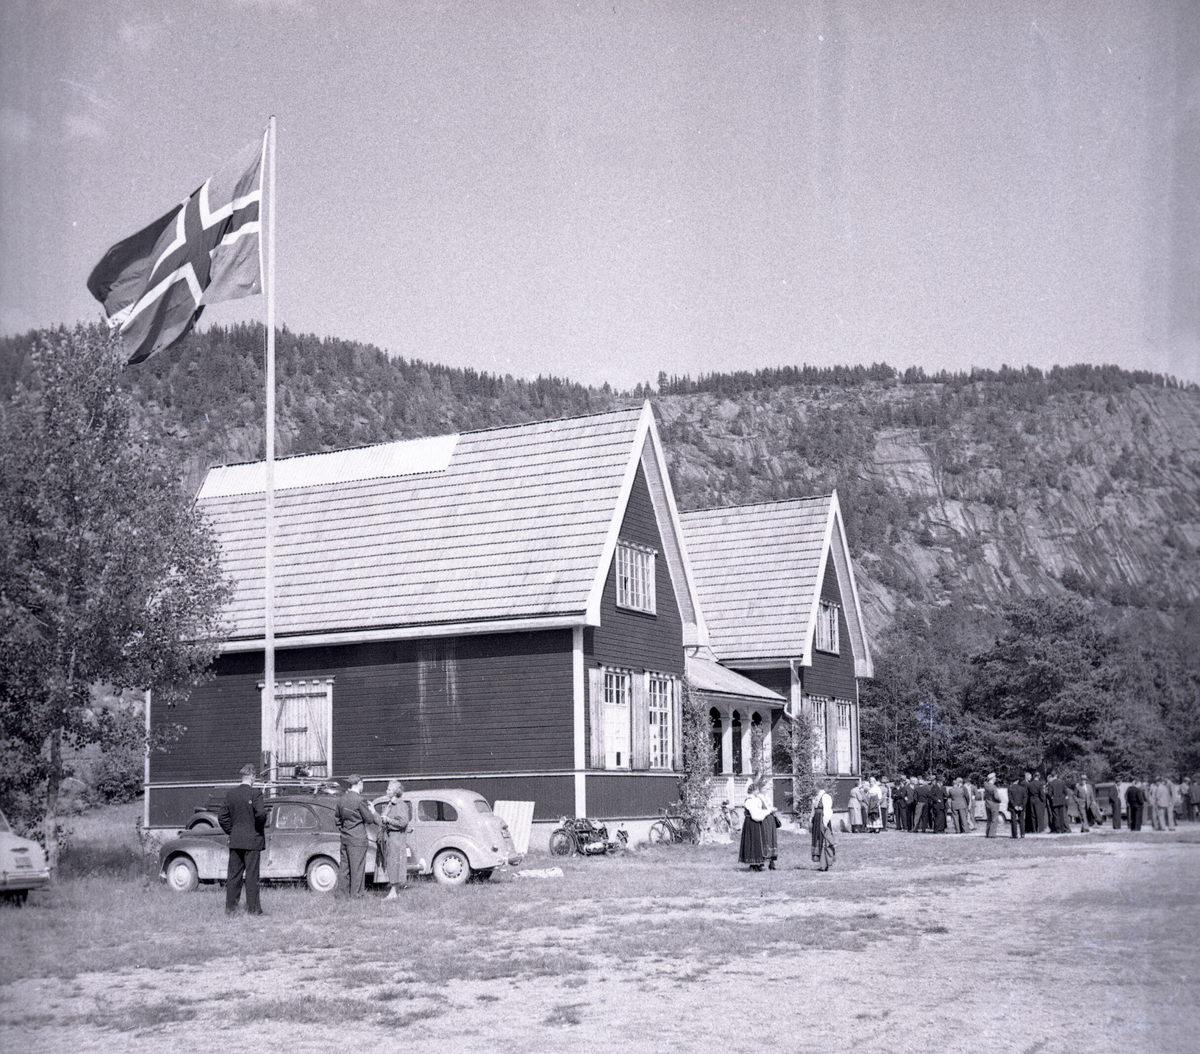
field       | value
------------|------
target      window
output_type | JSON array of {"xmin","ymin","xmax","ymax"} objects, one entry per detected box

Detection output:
[
  {"xmin": 710, "ymin": 708, "xmax": 723, "ymax": 776},
  {"xmin": 815, "ymin": 600, "xmax": 840, "ymax": 654},
  {"xmin": 616, "ymin": 541, "xmax": 656, "ymax": 613},
  {"xmin": 604, "ymin": 669, "xmax": 631, "ymax": 768},
  {"xmin": 264, "ymin": 678, "xmax": 333, "ymax": 777},
  {"xmin": 272, "ymin": 803, "xmax": 318, "ymax": 830},
  {"xmin": 648, "ymin": 675, "xmax": 672, "ymax": 769},
  {"xmin": 836, "ymin": 701, "xmax": 852, "ymax": 774},
  {"xmin": 417, "ymin": 800, "xmax": 458, "ymax": 822}
]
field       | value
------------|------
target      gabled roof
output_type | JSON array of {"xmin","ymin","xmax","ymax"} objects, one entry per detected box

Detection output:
[
  {"xmin": 679, "ymin": 493, "xmax": 873, "ymax": 678},
  {"xmin": 685, "ymin": 655, "xmax": 785, "ymax": 705},
  {"xmin": 198, "ymin": 403, "xmax": 707, "ymax": 653}
]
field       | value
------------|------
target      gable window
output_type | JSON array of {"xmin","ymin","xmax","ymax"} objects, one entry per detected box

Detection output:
[
  {"xmin": 616, "ymin": 541, "xmax": 656, "ymax": 614},
  {"xmin": 815, "ymin": 600, "xmax": 840, "ymax": 654},
  {"xmin": 648, "ymin": 675, "xmax": 672, "ymax": 769}
]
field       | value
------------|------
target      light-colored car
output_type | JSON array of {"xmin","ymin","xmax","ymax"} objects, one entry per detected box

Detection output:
[
  {"xmin": 158, "ymin": 787, "xmax": 521, "ymax": 892},
  {"xmin": 0, "ymin": 809, "xmax": 51, "ymax": 904}
]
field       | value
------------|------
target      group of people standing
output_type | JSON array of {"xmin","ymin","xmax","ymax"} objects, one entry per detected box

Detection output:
[{"xmin": 219, "ymin": 769, "xmax": 413, "ymax": 916}]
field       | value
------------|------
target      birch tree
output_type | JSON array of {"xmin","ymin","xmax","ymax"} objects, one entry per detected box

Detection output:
[{"xmin": 0, "ymin": 326, "xmax": 228, "ymax": 867}]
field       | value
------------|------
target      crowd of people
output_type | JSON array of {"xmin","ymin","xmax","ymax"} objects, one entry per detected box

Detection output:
[{"xmin": 843, "ymin": 772, "xmax": 1198, "ymax": 838}]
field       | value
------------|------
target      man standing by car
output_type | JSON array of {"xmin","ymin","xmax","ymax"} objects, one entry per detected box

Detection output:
[
  {"xmin": 218, "ymin": 764, "xmax": 267, "ymax": 916},
  {"xmin": 336, "ymin": 775, "xmax": 379, "ymax": 898}
]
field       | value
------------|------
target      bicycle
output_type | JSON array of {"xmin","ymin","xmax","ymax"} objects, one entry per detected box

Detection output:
[
  {"xmin": 712, "ymin": 799, "xmax": 742, "ymax": 834},
  {"xmin": 648, "ymin": 805, "xmax": 701, "ymax": 845}
]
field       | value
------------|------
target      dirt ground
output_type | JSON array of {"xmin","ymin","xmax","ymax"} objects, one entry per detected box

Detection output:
[{"xmin": 3, "ymin": 827, "xmax": 1198, "ymax": 1054}]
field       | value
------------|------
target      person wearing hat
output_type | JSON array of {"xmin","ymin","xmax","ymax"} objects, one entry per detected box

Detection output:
[
  {"xmin": 378, "ymin": 780, "xmax": 412, "ymax": 899},
  {"xmin": 335, "ymin": 775, "xmax": 380, "ymax": 897},
  {"xmin": 218, "ymin": 763, "xmax": 267, "ymax": 916}
]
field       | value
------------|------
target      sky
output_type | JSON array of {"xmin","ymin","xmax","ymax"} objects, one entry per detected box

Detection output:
[{"xmin": 3, "ymin": 0, "xmax": 1199, "ymax": 390}]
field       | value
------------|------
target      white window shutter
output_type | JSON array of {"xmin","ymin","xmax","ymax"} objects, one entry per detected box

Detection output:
[
  {"xmin": 631, "ymin": 671, "xmax": 650, "ymax": 770},
  {"xmin": 588, "ymin": 667, "xmax": 605, "ymax": 769}
]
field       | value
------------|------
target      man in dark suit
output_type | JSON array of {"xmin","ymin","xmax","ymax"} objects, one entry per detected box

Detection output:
[
  {"xmin": 903, "ymin": 777, "xmax": 918, "ymax": 831},
  {"xmin": 1046, "ymin": 772, "xmax": 1070, "ymax": 833},
  {"xmin": 336, "ymin": 774, "xmax": 379, "ymax": 897},
  {"xmin": 929, "ymin": 776, "xmax": 947, "ymax": 833},
  {"xmin": 914, "ymin": 779, "xmax": 931, "ymax": 832},
  {"xmin": 1028, "ymin": 772, "xmax": 1048, "ymax": 833},
  {"xmin": 1007, "ymin": 774, "xmax": 1029, "ymax": 839},
  {"xmin": 1125, "ymin": 781, "xmax": 1145, "ymax": 831},
  {"xmin": 218, "ymin": 763, "xmax": 267, "ymax": 916}
]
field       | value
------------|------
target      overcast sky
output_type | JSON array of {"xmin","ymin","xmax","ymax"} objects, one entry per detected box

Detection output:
[{"xmin": 2, "ymin": 0, "xmax": 1198, "ymax": 389}]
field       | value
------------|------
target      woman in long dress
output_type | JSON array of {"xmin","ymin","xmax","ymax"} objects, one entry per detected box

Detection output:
[
  {"xmin": 379, "ymin": 779, "xmax": 411, "ymax": 899},
  {"xmin": 739, "ymin": 781, "xmax": 770, "ymax": 871}
]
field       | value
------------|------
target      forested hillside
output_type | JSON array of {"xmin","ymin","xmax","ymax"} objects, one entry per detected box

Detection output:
[{"xmin": 4, "ymin": 324, "xmax": 1198, "ymax": 779}]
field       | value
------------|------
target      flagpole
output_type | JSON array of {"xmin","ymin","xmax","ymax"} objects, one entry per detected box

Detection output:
[{"xmin": 262, "ymin": 115, "xmax": 277, "ymax": 782}]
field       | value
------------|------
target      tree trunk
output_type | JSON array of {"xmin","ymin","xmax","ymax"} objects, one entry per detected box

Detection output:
[{"xmin": 43, "ymin": 724, "xmax": 62, "ymax": 872}]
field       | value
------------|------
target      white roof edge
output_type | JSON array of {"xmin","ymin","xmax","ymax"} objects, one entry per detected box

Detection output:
[
  {"xmin": 585, "ymin": 403, "xmax": 653, "ymax": 624},
  {"xmin": 218, "ymin": 613, "xmax": 589, "ymax": 653},
  {"xmin": 828, "ymin": 490, "xmax": 874, "ymax": 679},
  {"xmin": 641, "ymin": 406, "xmax": 709, "ymax": 648}
]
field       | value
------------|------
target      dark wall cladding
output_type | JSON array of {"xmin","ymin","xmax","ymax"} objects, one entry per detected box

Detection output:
[
  {"xmin": 585, "ymin": 772, "xmax": 680, "ymax": 818},
  {"xmin": 150, "ymin": 673, "xmax": 260, "ymax": 782},
  {"xmin": 733, "ymin": 666, "xmax": 791, "ymax": 697},
  {"xmin": 589, "ymin": 463, "xmax": 685, "ymax": 675},
  {"xmin": 153, "ymin": 629, "xmax": 575, "ymax": 785},
  {"xmin": 148, "ymin": 784, "xmax": 227, "ymax": 827},
  {"xmin": 802, "ymin": 559, "xmax": 857, "ymax": 700}
]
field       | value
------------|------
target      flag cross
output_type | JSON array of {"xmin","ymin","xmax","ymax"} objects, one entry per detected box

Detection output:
[{"xmin": 88, "ymin": 133, "xmax": 266, "ymax": 365}]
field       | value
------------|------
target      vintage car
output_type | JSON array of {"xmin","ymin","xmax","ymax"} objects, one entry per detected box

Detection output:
[
  {"xmin": 0, "ymin": 808, "xmax": 51, "ymax": 904},
  {"xmin": 183, "ymin": 776, "xmax": 349, "ymax": 830},
  {"xmin": 158, "ymin": 787, "xmax": 521, "ymax": 892}
]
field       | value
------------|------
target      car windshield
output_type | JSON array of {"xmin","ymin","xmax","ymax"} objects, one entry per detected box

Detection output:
[{"xmin": 0, "ymin": 809, "xmax": 10, "ymax": 834}]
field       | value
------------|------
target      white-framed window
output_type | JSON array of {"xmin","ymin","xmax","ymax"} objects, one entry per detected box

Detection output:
[
  {"xmin": 264, "ymin": 678, "xmax": 334, "ymax": 778},
  {"xmin": 809, "ymin": 695, "xmax": 828, "ymax": 735},
  {"xmin": 648, "ymin": 674, "xmax": 672, "ymax": 769},
  {"xmin": 815, "ymin": 600, "xmax": 840, "ymax": 654},
  {"xmin": 836, "ymin": 700, "xmax": 852, "ymax": 774},
  {"xmin": 604, "ymin": 668, "xmax": 631, "ymax": 769},
  {"xmin": 616, "ymin": 541, "xmax": 656, "ymax": 614}
]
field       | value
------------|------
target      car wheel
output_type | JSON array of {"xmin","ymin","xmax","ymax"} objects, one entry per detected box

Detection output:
[
  {"xmin": 186, "ymin": 817, "xmax": 215, "ymax": 831},
  {"xmin": 432, "ymin": 848, "xmax": 471, "ymax": 886},
  {"xmin": 548, "ymin": 829, "xmax": 574, "ymax": 856},
  {"xmin": 648, "ymin": 821, "xmax": 671, "ymax": 844},
  {"xmin": 306, "ymin": 856, "xmax": 340, "ymax": 894},
  {"xmin": 165, "ymin": 855, "xmax": 199, "ymax": 893}
]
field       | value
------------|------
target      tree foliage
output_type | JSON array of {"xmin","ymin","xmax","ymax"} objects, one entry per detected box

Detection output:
[{"xmin": 0, "ymin": 327, "xmax": 229, "ymax": 862}]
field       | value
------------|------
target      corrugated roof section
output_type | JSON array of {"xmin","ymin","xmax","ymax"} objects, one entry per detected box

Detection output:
[
  {"xmin": 199, "ymin": 433, "xmax": 459, "ymax": 497},
  {"xmin": 679, "ymin": 497, "xmax": 832, "ymax": 661},
  {"xmin": 199, "ymin": 407, "xmax": 646, "ymax": 642}
]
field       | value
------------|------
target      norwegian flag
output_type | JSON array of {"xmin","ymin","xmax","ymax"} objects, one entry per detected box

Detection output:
[{"xmin": 87, "ymin": 134, "xmax": 266, "ymax": 364}]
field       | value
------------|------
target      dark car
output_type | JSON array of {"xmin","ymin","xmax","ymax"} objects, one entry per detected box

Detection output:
[{"xmin": 158, "ymin": 788, "xmax": 521, "ymax": 892}]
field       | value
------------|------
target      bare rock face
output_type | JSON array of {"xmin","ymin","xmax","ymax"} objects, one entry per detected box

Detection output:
[{"xmin": 658, "ymin": 381, "xmax": 1200, "ymax": 633}]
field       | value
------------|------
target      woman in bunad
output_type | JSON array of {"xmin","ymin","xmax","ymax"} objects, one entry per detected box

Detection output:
[{"xmin": 739, "ymin": 780, "xmax": 769, "ymax": 871}]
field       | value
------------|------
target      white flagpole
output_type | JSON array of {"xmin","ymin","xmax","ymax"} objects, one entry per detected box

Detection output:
[{"xmin": 262, "ymin": 115, "xmax": 277, "ymax": 781}]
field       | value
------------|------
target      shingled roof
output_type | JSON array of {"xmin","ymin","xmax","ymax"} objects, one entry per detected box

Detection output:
[
  {"xmin": 198, "ymin": 403, "xmax": 707, "ymax": 652},
  {"xmin": 679, "ymin": 494, "xmax": 873, "ymax": 678}
]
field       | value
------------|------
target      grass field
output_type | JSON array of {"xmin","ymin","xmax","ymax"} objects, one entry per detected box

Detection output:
[{"xmin": 2, "ymin": 802, "xmax": 1198, "ymax": 1054}]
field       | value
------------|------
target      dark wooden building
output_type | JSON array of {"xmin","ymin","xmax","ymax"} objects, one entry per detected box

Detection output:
[
  {"xmin": 148, "ymin": 404, "xmax": 770, "ymax": 828},
  {"xmin": 679, "ymin": 494, "xmax": 874, "ymax": 815}
]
